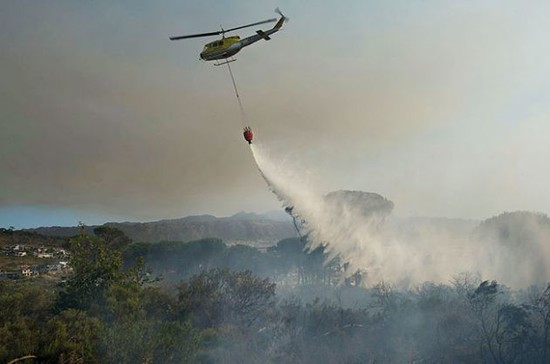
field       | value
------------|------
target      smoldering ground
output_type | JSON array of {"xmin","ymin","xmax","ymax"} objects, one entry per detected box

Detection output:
[{"xmin": 250, "ymin": 143, "xmax": 550, "ymax": 288}]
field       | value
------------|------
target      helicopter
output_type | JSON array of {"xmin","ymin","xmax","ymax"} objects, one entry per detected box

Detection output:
[{"xmin": 170, "ymin": 9, "xmax": 287, "ymax": 65}]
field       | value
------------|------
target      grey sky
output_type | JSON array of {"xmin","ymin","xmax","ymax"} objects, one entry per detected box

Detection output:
[{"xmin": 2, "ymin": 1, "xmax": 550, "ymax": 226}]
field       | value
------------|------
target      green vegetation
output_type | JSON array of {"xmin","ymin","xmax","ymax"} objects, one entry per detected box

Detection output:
[
  {"xmin": 0, "ymin": 229, "xmax": 277, "ymax": 363},
  {"xmin": 0, "ymin": 228, "xmax": 68, "ymax": 248},
  {"xmin": 2, "ymin": 227, "xmax": 550, "ymax": 363}
]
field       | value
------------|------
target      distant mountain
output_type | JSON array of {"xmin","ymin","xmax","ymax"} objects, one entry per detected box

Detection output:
[
  {"xmin": 31, "ymin": 208, "xmax": 549, "ymax": 254},
  {"xmin": 27, "ymin": 212, "xmax": 297, "ymax": 246}
]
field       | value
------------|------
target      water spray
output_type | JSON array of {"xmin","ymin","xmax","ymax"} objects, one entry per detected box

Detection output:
[{"xmin": 224, "ymin": 48, "xmax": 550, "ymax": 288}]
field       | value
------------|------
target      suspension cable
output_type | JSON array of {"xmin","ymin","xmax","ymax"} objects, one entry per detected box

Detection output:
[{"xmin": 226, "ymin": 61, "xmax": 247, "ymax": 127}]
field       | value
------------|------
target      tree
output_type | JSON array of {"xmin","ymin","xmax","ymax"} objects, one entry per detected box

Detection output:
[
  {"xmin": 223, "ymin": 244, "xmax": 275, "ymax": 277},
  {"xmin": 126, "ymin": 238, "xmax": 228, "ymax": 281},
  {"xmin": 93, "ymin": 226, "xmax": 132, "ymax": 251},
  {"xmin": 41, "ymin": 309, "xmax": 104, "ymax": 363},
  {"xmin": 465, "ymin": 280, "xmax": 534, "ymax": 363},
  {"xmin": 58, "ymin": 229, "xmax": 125, "ymax": 311},
  {"xmin": 527, "ymin": 284, "xmax": 550, "ymax": 362},
  {"xmin": 177, "ymin": 268, "xmax": 276, "ymax": 329},
  {"xmin": 176, "ymin": 269, "xmax": 276, "ymax": 363},
  {"xmin": 468, "ymin": 280, "xmax": 502, "ymax": 363},
  {"xmin": 0, "ymin": 281, "xmax": 55, "ymax": 363},
  {"xmin": 101, "ymin": 317, "xmax": 202, "ymax": 364}
]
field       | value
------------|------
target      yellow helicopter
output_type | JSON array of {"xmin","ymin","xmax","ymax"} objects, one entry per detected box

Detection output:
[{"xmin": 170, "ymin": 9, "xmax": 287, "ymax": 65}]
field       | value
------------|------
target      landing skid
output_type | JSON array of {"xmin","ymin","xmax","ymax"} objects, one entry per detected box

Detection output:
[{"xmin": 214, "ymin": 58, "xmax": 237, "ymax": 66}]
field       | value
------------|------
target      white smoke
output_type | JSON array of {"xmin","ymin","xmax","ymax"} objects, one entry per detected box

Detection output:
[{"xmin": 250, "ymin": 143, "xmax": 550, "ymax": 288}]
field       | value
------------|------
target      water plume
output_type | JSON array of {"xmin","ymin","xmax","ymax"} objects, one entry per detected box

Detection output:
[{"xmin": 250, "ymin": 143, "xmax": 550, "ymax": 288}]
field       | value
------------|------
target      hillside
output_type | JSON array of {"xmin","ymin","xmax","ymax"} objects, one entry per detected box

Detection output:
[
  {"xmin": 28, "ymin": 211, "xmax": 298, "ymax": 246},
  {"xmin": 0, "ymin": 228, "xmax": 68, "ymax": 247}
]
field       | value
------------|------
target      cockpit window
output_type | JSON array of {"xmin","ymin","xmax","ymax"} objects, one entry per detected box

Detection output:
[{"xmin": 206, "ymin": 40, "xmax": 224, "ymax": 49}]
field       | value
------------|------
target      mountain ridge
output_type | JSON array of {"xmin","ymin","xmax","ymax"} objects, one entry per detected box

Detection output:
[{"xmin": 26, "ymin": 211, "xmax": 296, "ymax": 246}]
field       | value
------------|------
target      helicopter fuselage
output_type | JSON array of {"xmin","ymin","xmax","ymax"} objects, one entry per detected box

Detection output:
[
  {"xmin": 199, "ymin": 20, "xmax": 284, "ymax": 61},
  {"xmin": 200, "ymin": 36, "xmax": 242, "ymax": 61},
  {"xmin": 170, "ymin": 10, "xmax": 287, "ymax": 63}
]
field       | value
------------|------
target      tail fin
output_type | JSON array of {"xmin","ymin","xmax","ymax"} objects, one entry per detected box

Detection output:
[{"xmin": 273, "ymin": 8, "xmax": 287, "ymax": 29}]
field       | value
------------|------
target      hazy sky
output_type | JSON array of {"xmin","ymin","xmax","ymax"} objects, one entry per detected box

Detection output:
[{"xmin": 2, "ymin": 1, "xmax": 550, "ymax": 228}]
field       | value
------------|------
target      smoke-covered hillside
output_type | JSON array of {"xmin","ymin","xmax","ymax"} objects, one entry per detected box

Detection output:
[{"xmin": 5, "ymin": 211, "xmax": 550, "ymax": 363}]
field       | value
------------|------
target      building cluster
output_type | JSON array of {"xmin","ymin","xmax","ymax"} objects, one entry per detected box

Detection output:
[
  {"xmin": 1, "ymin": 244, "xmax": 69, "ymax": 259},
  {"xmin": 0, "ymin": 244, "xmax": 71, "ymax": 280}
]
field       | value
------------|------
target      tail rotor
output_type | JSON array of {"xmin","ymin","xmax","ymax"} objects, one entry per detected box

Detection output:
[{"xmin": 275, "ymin": 8, "xmax": 289, "ymax": 23}]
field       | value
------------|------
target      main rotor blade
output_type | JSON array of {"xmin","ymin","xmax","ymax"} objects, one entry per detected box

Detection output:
[
  {"xmin": 223, "ymin": 18, "xmax": 276, "ymax": 33},
  {"xmin": 169, "ymin": 17, "xmax": 276, "ymax": 41},
  {"xmin": 170, "ymin": 31, "xmax": 222, "ymax": 41}
]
